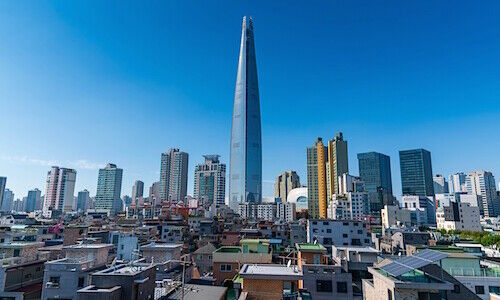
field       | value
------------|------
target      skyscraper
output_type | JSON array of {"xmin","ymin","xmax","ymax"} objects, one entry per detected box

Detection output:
[
  {"xmin": 448, "ymin": 172, "xmax": 467, "ymax": 193},
  {"xmin": 77, "ymin": 189, "xmax": 90, "ymax": 212},
  {"xmin": 43, "ymin": 166, "xmax": 77, "ymax": 215},
  {"xmin": 274, "ymin": 171, "xmax": 300, "ymax": 202},
  {"xmin": 466, "ymin": 170, "xmax": 498, "ymax": 217},
  {"xmin": 131, "ymin": 180, "xmax": 144, "ymax": 204},
  {"xmin": 95, "ymin": 163, "xmax": 123, "ymax": 214},
  {"xmin": 1, "ymin": 189, "xmax": 13, "ymax": 212},
  {"xmin": 399, "ymin": 149, "xmax": 434, "ymax": 197},
  {"xmin": 0, "ymin": 177, "xmax": 6, "ymax": 210},
  {"xmin": 327, "ymin": 132, "xmax": 349, "ymax": 198},
  {"xmin": 159, "ymin": 149, "xmax": 189, "ymax": 202},
  {"xmin": 25, "ymin": 188, "xmax": 41, "ymax": 213},
  {"xmin": 193, "ymin": 155, "xmax": 226, "ymax": 208},
  {"xmin": 307, "ymin": 138, "xmax": 328, "ymax": 219},
  {"xmin": 229, "ymin": 16, "xmax": 262, "ymax": 211},
  {"xmin": 433, "ymin": 174, "xmax": 449, "ymax": 194},
  {"xmin": 357, "ymin": 151, "xmax": 393, "ymax": 212}
]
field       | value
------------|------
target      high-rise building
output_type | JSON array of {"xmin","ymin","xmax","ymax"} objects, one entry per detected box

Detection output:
[
  {"xmin": 357, "ymin": 151, "xmax": 393, "ymax": 212},
  {"xmin": 274, "ymin": 171, "xmax": 300, "ymax": 202},
  {"xmin": 466, "ymin": 170, "xmax": 498, "ymax": 217},
  {"xmin": 149, "ymin": 181, "xmax": 160, "ymax": 206},
  {"xmin": 448, "ymin": 172, "xmax": 467, "ymax": 193},
  {"xmin": 159, "ymin": 149, "xmax": 188, "ymax": 202},
  {"xmin": 307, "ymin": 138, "xmax": 328, "ymax": 219},
  {"xmin": 1, "ymin": 189, "xmax": 13, "ymax": 212},
  {"xmin": 229, "ymin": 16, "xmax": 262, "ymax": 211},
  {"xmin": 327, "ymin": 132, "xmax": 349, "ymax": 198},
  {"xmin": 77, "ymin": 189, "xmax": 90, "ymax": 212},
  {"xmin": 433, "ymin": 174, "xmax": 449, "ymax": 194},
  {"xmin": 95, "ymin": 163, "xmax": 123, "ymax": 214},
  {"xmin": 0, "ymin": 177, "xmax": 6, "ymax": 210},
  {"xmin": 131, "ymin": 180, "xmax": 144, "ymax": 204},
  {"xmin": 193, "ymin": 155, "xmax": 226, "ymax": 208},
  {"xmin": 43, "ymin": 166, "xmax": 77, "ymax": 215},
  {"xmin": 25, "ymin": 188, "xmax": 41, "ymax": 213},
  {"xmin": 399, "ymin": 149, "xmax": 434, "ymax": 197}
]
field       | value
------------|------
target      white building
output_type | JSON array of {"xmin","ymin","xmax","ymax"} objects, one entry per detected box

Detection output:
[
  {"xmin": 401, "ymin": 195, "xmax": 436, "ymax": 226},
  {"xmin": 328, "ymin": 192, "xmax": 370, "ymax": 220},
  {"xmin": 277, "ymin": 202, "xmax": 295, "ymax": 222},
  {"xmin": 381, "ymin": 205, "xmax": 412, "ymax": 231},
  {"xmin": 448, "ymin": 172, "xmax": 467, "ymax": 193},
  {"xmin": 307, "ymin": 219, "xmax": 371, "ymax": 250},
  {"xmin": 238, "ymin": 203, "xmax": 277, "ymax": 221},
  {"xmin": 466, "ymin": 170, "xmax": 498, "ymax": 217},
  {"xmin": 43, "ymin": 166, "xmax": 77, "ymax": 216},
  {"xmin": 436, "ymin": 202, "xmax": 481, "ymax": 232},
  {"xmin": 433, "ymin": 174, "xmax": 448, "ymax": 194}
]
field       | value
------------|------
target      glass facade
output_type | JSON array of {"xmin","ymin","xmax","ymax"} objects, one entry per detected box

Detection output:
[
  {"xmin": 229, "ymin": 17, "xmax": 262, "ymax": 210},
  {"xmin": 358, "ymin": 152, "xmax": 393, "ymax": 211},
  {"xmin": 95, "ymin": 163, "xmax": 123, "ymax": 214},
  {"xmin": 399, "ymin": 149, "xmax": 434, "ymax": 197}
]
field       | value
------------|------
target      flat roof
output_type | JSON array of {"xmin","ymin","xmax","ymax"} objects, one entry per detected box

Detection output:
[
  {"xmin": 162, "ymin": 284, "xmax": 227, "ymax": 300},
  {"xmin": 141, "ymin": 243, "xmax": 183, "ymax": 250},
  {"xmin": 296, "ymin": 243, "xmax": 326, "ymax": 252},
  {"xmin": 96, "ymin": 263, "xmax": 153, "ymax": 276},
  {"xmin": 239, "ymin": 264, "xmax": 303, "ymax": 280},
  {"xmin": 64, "ymin": 243, "xmax": 113, "ymax": 249},
  {"xmin": 215, "ymin": 246, "xmax": 241, "ymax": 253},
  {"xmin": 334, "ymin": 246, "xmax": 379, "ymax": 253}
]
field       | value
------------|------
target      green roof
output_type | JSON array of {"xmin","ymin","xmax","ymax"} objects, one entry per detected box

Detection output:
[
  {"xmin": 214, "ymin": 246, "xmax": 241, "ymax": 253},
  {"xmin": 240, "ymin": 239, "xmax": 269, "ymax": 244},
  {"xmin": 296, "ymin": 243, "xmax": 326, "ymax": 252}
]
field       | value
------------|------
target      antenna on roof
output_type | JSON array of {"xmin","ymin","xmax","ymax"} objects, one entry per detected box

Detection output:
[{"xmin": 287, "ymin": 260, "xmax": 291, "ymax": 268}]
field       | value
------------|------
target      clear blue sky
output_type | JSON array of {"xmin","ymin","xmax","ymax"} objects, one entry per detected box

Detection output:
[{"xmin": 1, "ymin": 1, "xmax": 500, "ymax": 200}]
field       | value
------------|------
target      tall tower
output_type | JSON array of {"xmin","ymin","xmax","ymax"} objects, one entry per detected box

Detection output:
[
  {"xmin": 95, "ymin": 163, "xmax": 123, "ymax": 215},
  {"xmin": 229, "ymin": 16, "xmax": 262, "ymax": 210},
  {"xmin": 307, "ymin": 138, "xmax": 328, "ymax": 219},
  {"xmin": 159, "ymin": 149, "xmax": 189, "ymax": 202},
  {"xmin": 399, "ymin": 149, "xmax": 434, "ymax": 197},
  {"xmin": 194, "ymin": 155, "xmax": 226, "ymax": 208},
  {"xmin": 327, "ymin": 132, "xmax": 349, "ymax": 197},
  {"xmin": 43, "ymin": 166, "xmax": 76, "ymax": 215},
  {"xmin": 274, "ymin": 171, "xmax": 300, "ymax": 202}
]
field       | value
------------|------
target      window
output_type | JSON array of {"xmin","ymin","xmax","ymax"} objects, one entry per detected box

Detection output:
[
  {"xmin": 475, "ymin": 285, "xmax": 484, "ymax": 294},
  {"xmin": 489, "ymin": 286, "xmax": 500, "ymax": 294},
  {"xmin": 342, "ymin": 234, "xmax": 348, "ymax": 238},
  {"xmin": 337, "ymin": 282, "xmax": 347, "ymax": 293},
  {"xmin": 326, "ymin": 229, "xmax": 332, "ymax": 233},
  {"xmin": 48, "ymin": 276, "xmax": 60, "ymax": 288},
  {"xmin": 357, "ymin": 230, "xmax": 363, "ymax": 234},
  {"xmin": 453, "ymin": 284, "xmax": 460, "ymax": 293},
  {"xmin": 220, "ymin": 264, "xmax": 232, "ymax": 272},
  {"xmin": 388, "ymin": 289, "xmax": 393, "ymax": 300},
  {"xmin": 13, "ymin": 249, "xmax": 20, "ymax": 257},
  {"xmin": 316, "ymin": 280, "xmax": 332, "ymax": 293},
  {"xmin": 78, "ymin": 277, "xmax": 85, "ymax": 288}
]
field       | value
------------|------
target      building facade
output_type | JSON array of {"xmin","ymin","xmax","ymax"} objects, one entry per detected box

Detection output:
[
  {"xmin": 357, "ymin": 151, "xmax": 393, "ymax": 213},
  {"xmin": 193, "ymin": 155, "xmax": 226, "ymax": 207},
  {"xmin": 399, "ymin": 148, "xmax": 434, "ymax": 196},
  {"xmin": 433, "ymin": 174, "xmax": 449, "ymax": 194},
  {"xmin": 159, "ymin": 148, "xmax": 188, "ymax": 202},
  {"xmin": 25, "ymin": 188, "xmax": 41, "ymax": 213},
  {"xmin": 307, "ymin": 138, "xmax": 328, "ymax": 219},
  {"xmin": 95, "ymin": 163, "xmax": 123, "ymax": 214},
  {"xmin": 328, "ymin": 132, "xmax": 349, "ymax": 199},
  {"xmin": 43, "ymin": 166, "xmax": 77, "ymax": 215},
  {"xmin": 229, "ymin": 16, "xmax": 262, "ymax": 211},
  {"xmin": 274, "ymin": 170, "xmax": 300, "ymax": 202},
  {"xmin": 466, "ymin": 170, "xmax": 498, "ymax": 217},
  {"xmin": 131, "ymin": 180, "xmax": 144, "ymax": 204},
  {"xmin": 0, "ymin": 177, "xmax": 6, "ymax": 211}
]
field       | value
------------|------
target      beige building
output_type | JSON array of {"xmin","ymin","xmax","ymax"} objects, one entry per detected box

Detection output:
[{"xmin": 273, "ymin": 171, "xmax": 300, "ymax": 202}]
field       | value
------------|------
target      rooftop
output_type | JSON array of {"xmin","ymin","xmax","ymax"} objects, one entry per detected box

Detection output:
[
  {"xmin": 239, "ymin": 264, "xmax": 303, "ymax": 280},
  {"xmin": 333, "ymin": 245, "xmax": 378, "ymax": 253},
  {"xmin": 215, "ymin": 246, "xmax": 241, "ymax": 253},
  {"xmin": 296, "ymin": 243, "xmax": 326, "ymax": 252},
  {"xmin": 96, "ymin": 263, "xmax": 153, "ymax": 276},
  {"xmin": 64, "ymin": 243, "xmax": 113, "ymax": 250},
  {"xmin": 141, "ymin": 242, "xmax": 183, "ymax": 250}
]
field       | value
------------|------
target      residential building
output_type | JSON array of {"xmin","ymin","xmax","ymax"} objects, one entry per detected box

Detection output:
[
  {"xmin": 239, "ymin": 264, "xmax": 303, "ymax": 300},
  {"xmin": 77, "ymin": 262, "xmax": 156, "ymax": 300},
  {"xmin": 466, "ymin": 170, "xmax": 498, "ymax": 217},
  {"xmin": 43, "ymin": 166, "xmax": 77, "ymax": 215},
  {"xmin": 77, "ymin": 189, "xmax": 90, "ymax": 213},
  {"xmin": 328, "ymin": 132, "xmax": 349, "ymax": 198},
  {"xmin": 436, "ymin": 202, "xmax": 481, "ymax": 232},
  {"xmin": 277, "ymin": 202, "xmax": 296, "ymax": 222},
  {"xmin": 193, "ymin": 242, "xmax": 216, "ymax": 275},
  {"xmin": 433, "ymin": 174, "xmax": 449, "ymax": 194},
  {"xmin": 140, "ymin": 242, "xmax": 182, "ymax": 264},
  {"xmin": 212, "ymin": 246, "xmax": 272, "ymax": 285},
  {"xmin": 109, "ymin": 231, "xmax": 139, "ymax": 261},
  {"xmin": 307, "ymin": 219, "xmax": 371, "ymax": 251},
  {"xmin": 399, "ymin": 148, "xmax": 434, "ymax": 196},
  {"xmin": 381, "ymin": 205, "xmax": 412, "ymax": 230},
  {"xmin": 25, "ymin": 188, "xmax": 41, "ymax": 213},
  {"xmin": 357, "ymin": 151, "xmax": 393, "ymax": 213},
  {"xmin": 159, "ymin": 148, "xmax": 189, "ymax": 202},
  {"xmin": 274, "ymin": 170, "xmax": 300, "ymax": 202},
  {"xmin": 307, "ymin": 138, "xmax": 328, "ymax": 219},
  {"xmin": 229, "ymin": 16, "xmax": 262, "ymax": 211},
  {"xmin": 95, "ymin": 163, "xmax": 123, "ymax": 215},
  {"xmin": 290, "ymin": 221, "xmax": 307, "ymax": 245},
  {"xmin": 193, "ymin": 155, "xmax": 226, "ymax": 207},
  {"xmin": 328, "ymin": 192, "xmax": 370, "ymax": 221},
  {"xmin": 131, "ymin": 180, "xmax": 144, "ymax": 204}
]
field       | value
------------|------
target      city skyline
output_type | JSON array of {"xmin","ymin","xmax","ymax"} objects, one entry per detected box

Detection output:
[{"xmin": 1, "ymin": 2, "xmax": 500, "ymax": 199}]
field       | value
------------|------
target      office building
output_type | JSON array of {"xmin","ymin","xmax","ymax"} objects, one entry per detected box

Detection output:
[
  {"xmin": 77, "ymin": 189, "xmax": 90, "ymax": 213},
  {"xmin": 229, "ymin": 16, "xmax": 262, "ymax": 211},
  {"xmin": 357, "ymin": 151, "xmax": 393, "ymax": 212},
  {"xmin": 95, "ymin": 163, "xmax": 123, "ymax": 214},
  {"xmin": 131, "ymin": 180, "xmax": 144, "ymax": 204},
  {"xmin": 327, "ymin": 132, "xmax": 349, "ymax": 198},
  {"xmin": 433, "ymin": 174, "xmax": 449, "ymax": 194},
  {"xmin": 448, "ymin": 172, "xmax": 467, "ymax": 193},
  {"xmin": 25, "ymin": 188, "xmax": 41, "ymax": 213},
  {"xmin": 0, "ymin": 177, "xmax": 6, "ymax": 210},
  {"xmin": 193, "ymin": 155, "xmax": 226, "ymax": 207},
  {"xmin": 159, "ymin": 148, "xmax": 188, "ymax": 202},
  {"xmin": 401, "ymin": 195, "xmax": 436, "ymax": 226},
  {"xmin": 307, "ymin": 138, "xmax": 328, "ymax": 219},
  {"xmin": 466, "ymin": 170, "xmax": 499, "ymax": 217},
  {"xmin": 274, "ymin": 170, "xmax": 300, "ymax": 202},
  {"xmin": 436, "ymin": 201, "xmax": 481, "ymax": 232},
  {"xmin": 1, "ymin": 189, "xmax": 13, "ymax": 212},
  {"xmin": 399, "ymin": 149, "xmax": 434, "ymax": 196},
  {"xmin": 43, "ymin": 166, "xmax": 77, "ymax": 215}
]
